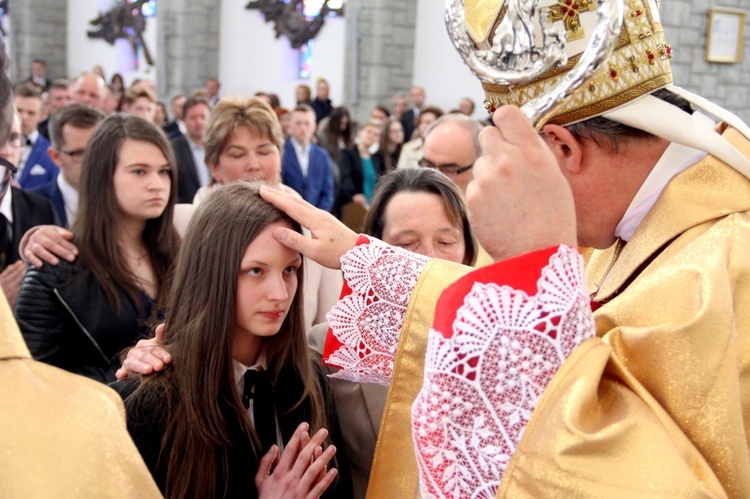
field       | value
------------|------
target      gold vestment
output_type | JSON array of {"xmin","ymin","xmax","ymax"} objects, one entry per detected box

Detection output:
[
  {"xmin": 0, "ymin": 293, "xmax": 162, "ymax": 497},
  {"xmin": 370, "ymin": 127, "xmax": 750, "ymax": 498}
]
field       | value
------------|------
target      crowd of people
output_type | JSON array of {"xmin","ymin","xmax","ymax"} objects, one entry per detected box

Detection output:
[
  {"xmin": 2, "ymin": 0, "xmax": 750, "ymax": 494},
  {"xmin": 2, "ymin": 57, "xmax": 489, "ymax": 498}
]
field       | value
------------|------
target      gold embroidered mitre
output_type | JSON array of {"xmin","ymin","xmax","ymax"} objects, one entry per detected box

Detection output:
[{"xmin": 465, "ymin": 0, "xmax": 673, "ymax": 125}]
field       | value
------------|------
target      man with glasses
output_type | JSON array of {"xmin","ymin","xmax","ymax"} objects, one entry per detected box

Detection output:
[
  {"xmin": 30, "ymin": 104, "xmax": 104, "ymax": 227},
  {"xmin": 419, "ymin": 114, "xmax": 484, "ymax": 195},
  {"xmin": 0, "ymin": 111, "xmax": 57, "ymax": 307}
]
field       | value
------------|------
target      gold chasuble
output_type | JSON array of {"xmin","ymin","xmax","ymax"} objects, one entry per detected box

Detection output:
[
  {"xmin": 0, "ymin": 292, "xmax": 162, "ymax": 497},
  {"xmin": 370, "ymin": 127, "xmax": 750, "ymax": 497}
]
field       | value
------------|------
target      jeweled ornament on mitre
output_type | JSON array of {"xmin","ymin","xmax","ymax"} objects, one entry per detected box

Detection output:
[{"xmin": 446, "ymin": 0, "xmax": 673, "ymax": 126}]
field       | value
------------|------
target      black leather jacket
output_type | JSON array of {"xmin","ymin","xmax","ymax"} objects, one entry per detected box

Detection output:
[{"xmin": 15, "ymin": 259, "xmax": 148, "ymax": 383}]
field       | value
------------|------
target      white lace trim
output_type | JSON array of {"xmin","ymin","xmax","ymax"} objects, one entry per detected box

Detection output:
[
  {"xmin": 411, "ymin": 245, "xmax": 594, "ymax": 499},
  {"xmin": 325, "ymin": 237, "xmax": 429, "ymax": 385}
]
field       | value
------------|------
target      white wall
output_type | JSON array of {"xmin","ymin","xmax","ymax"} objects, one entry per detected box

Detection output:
[
  {"xmin": 412, "ymin": 0, "xmax": 487, "ymax": 117},
  {"xmin": 219, "ymin": 0, "xmax": 346, "ymax": 109},
  {"xmin": 67, "ymin": 0, "xmax": 158, "ymax": 86}
]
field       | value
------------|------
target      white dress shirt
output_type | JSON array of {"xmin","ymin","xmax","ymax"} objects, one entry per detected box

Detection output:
[
  {"xmin": 18, "ymin": 130, "xmax": 39, "ymax": 176},
  {"xmin": 291, "ymin": 138, "xmax": 312, "ymax": 178},
  {"xmin": 185, "ymin": 135, "xmax": 209, "ymax": 187},
  {"xmin": 56, "ymin": 174, "xmax": 79, "ymax": 226}
]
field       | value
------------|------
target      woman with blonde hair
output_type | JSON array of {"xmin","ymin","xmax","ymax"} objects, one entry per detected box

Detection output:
[{"xmin": 192, "ymin": 96, "xmax": 293, "ymax": 204}]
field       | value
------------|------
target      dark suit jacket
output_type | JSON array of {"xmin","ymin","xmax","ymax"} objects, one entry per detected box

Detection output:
[
  {"xmin": 170, "ymin": 134, "xmax": 202, "ymax": 203},
  {"xmin": 18, "ymin": 135, "xmax": 58, "ymax": 190},
  {"xmin": 38, "ymin": 118, "xmax": 50, "ymax": 141},
  {"xmin": 337, "ymin": 146, "xmax": 386, "ymax": 212},
  {"xmin": 311, "ymin": 98, "xmax": 333, "ymax": 123},
  {"xmin": 400, "ymin": 108, "xmax": 417, "ymax": 142},
  {"xmin": 282, "ymin": 139, "xmax": 335, "ymax": 211},
  {"xmin": 162, "ymin": 120, "xmax": 182, "ymax": 141},
  {"xmin": 29, "ymin": 179, "xmax": 67, "ymax": 228},
  {"xmin": 5, "ymin": 187, "xmax": 58, "ymax": 267},
  {"xmin": 337, "ymin": 146, "xmax": 364, "ymax": 211}
]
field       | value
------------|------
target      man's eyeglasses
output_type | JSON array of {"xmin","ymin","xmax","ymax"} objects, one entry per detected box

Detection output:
[
  {"xmin": 0, "ymin": 156, "xmax": 17, "ymax": 195},
  {"xmin": 5, "ymin": 132, "xmax": 22, "ymax": 148},
  {"xmin": 418, "ymin": 157, "xmax": 473, "ymax": 176},
  {"xmin": 59, "ymin": 148, "xmax": 86, "ymax": 161},
  {"xmin": 0, "ymin": 156, "xmax": 17, "ymax": 178}
]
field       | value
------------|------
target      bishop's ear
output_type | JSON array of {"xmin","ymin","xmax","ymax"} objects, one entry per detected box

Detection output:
[{"xmin": 540, "ymin": 124, "xmax": 583, "ymax": 174}]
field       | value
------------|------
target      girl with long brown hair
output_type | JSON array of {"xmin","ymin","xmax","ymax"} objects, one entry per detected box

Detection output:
[
  {"xmin": 116, "ymin": 182, "xmax": 346, "ymax": 498},
  {"xmin": 371, "ymin": 117, "xmax": 405, "ymax": 174},
  {"xmin": 15, "ymin": 114, "xmax": 179, "ymax": 383}
]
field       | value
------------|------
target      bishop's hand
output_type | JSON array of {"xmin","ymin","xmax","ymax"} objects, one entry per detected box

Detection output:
[
  {"xmin": 260, "ymin": 185, "xmax": 358, "ymax": 270},
  {"xmin": 467, "ymin": 105, "xmax": 577, "ymax": 262}
]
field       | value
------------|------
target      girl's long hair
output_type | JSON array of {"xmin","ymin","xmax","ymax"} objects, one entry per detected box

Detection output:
[
  {"xmin": 131, "ymin": 182, "xmax": 324, "ymax": 499},
  {"xmin": 322, "ymin": 106, "xmax": 353, "ymax": 162},
  {"xmin": 72, "ymin": 114, "xmax": 179, "ymax": 312},
  {"xmin": 376, "ymin": 117, "xmax": 404, "ymax": 172}
]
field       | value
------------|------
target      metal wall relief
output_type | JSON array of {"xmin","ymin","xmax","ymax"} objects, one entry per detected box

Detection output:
[
  {"xmin": 88, "ymin": 0, "xmax": 154, "ymax": 66},
  {"xmin": 245, "ymin": 0, "xmax": 344, "ymax": 49}
]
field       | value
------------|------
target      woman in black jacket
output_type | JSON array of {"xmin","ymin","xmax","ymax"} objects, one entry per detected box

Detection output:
[
  {"xmin": 371, "ymin": 117, "xmax": 405, "ymax": 177},
  {"xmin": 336, "ymin": 120, "xmax": 382, "ymax": 217},
  {"xmin": 14, "ymin": 115, "xmax": 179, "ymax": 383}
]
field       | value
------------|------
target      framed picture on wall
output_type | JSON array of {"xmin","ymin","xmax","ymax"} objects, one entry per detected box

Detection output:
[{"xmin": 706, "ymin": 7, "xmax": 746, "ymax": 63}]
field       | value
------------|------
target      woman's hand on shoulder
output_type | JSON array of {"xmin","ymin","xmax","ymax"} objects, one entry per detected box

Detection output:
[
  {"xmin": 21, "ymin": 225, "xmax": 78, "ymax": 268},
  {"xmin": 115, "ymin": 323, "xmax": 172, "ymax": 380},
  {"xmin": 259, "ymin": 185, "xmax": 357, "ymax": 269},
  {"xmin": 255, "ymin": 422, "xmax": 338, "ymax": 499}
]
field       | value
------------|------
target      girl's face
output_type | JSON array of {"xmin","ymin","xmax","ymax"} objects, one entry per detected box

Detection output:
[
  {"xmin": 392, "ymin": 98, "xmax": 407, "ymax": 117},
  {"xmin": 153, "ymin": 104, "xmax": 167, "ymax": 126},
  {"xmin": 388, "ymin": 121, "xmax": 405, "ymax": 145},
  {"xmin": 417, "ymin": 112, "xmax": 438, "ymax": 138},
  {"xmin": 358, "ymin": 125, "xmax": 380, "ymax": 149},
  {"xmin": 233, "ymin": 220, "xmax": 301, "ymax": 365},
  {"xmin": 279, "ymin": 114, "xmax": 292, "ymax": 136},
  {"xmin": 211, "ymin": 127, "xmax": 281, "ymax": 186},
  {"xmin": 296, "ymin": 87, "xmax": 310, "ymax": 103},
  {"xmin": 371, "ymin": 108, "xmax": 388, "ymax": 122},
  {"xmin": 112, "ymin": 139, "xmax": 171, "ymax": 224},
  {"xmin": 381, "ymin": 191, "xmax": 466, "ymax": 263}
]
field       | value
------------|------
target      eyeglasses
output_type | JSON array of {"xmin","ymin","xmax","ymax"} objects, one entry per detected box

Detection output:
[
  {"xmin": 4, "ymin": 133, "xmax": 22, "ymax": 149},
  {"xmin": 418, "ymin": 157, "xmax": 473, "ymax": 176},
  {"xmin": 0, "ymin": 156, "xmax": 17, "ymax": 194},
  {"xmin": 59, "ymin": 148, "xmax": 86, "ymax": 161}
]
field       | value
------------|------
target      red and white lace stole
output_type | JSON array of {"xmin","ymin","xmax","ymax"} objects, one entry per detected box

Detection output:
[
  {"xmin": 412, "ymin": 245, "xmax": 594, "ymax": 498},
  {"xmin": 323, "ymin": 235, "xmax": 429, "ymax": 384},
  {"xmin": 323, "ymin": 239, "xmax": 594, "ymax": 498}
]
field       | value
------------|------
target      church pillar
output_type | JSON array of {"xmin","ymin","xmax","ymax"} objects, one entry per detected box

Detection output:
[
  {"xmin": 157, "ymin": 0, "xmax": 221, "ymax": 102},
  {"xmin": 7, "ymin": 0, "xmax": 67, "ymax": 81},
  {"xmin": 344, "ymin": 0, "xmax": 418, "ymax": 122}
]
